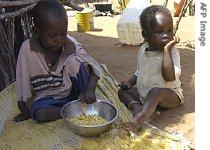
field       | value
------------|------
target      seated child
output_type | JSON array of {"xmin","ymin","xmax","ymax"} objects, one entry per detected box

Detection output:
[
  {"xmin": 118, "ymin": 5, "xmax": 184, "ymax": 125},
  {"xmin": 14, "ymin": 0, "xmax": 101, "ymax": 123}
]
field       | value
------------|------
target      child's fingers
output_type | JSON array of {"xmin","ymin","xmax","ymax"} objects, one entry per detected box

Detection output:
[
  {"xmin": 83, "ymin": 93, "xmax": 96, "ymax": 104},
  {"xmin": 173, "ymin": 36, "xmax": 180, "ymax": 44},
  {"xmin": 121, "ymin": 84, "xmax": 130, "ymax": 90},
  {"xmin": 118, "ymin": 82, "xmax": 128, "ymax": 89},
  {"xmin": 164, "ymin": 43, "xmax": 172, "ymax": 51},
  {"xmin": 122, "ymin": 85, "xmax": 128, "ymax": 90},
  {"xmin": 13, "ymin": 113, "xmax": 29, "ymax": 122},
  {"xmin": 132, "ymin": 116, "xmax": 139, "ymax": 125},
  {"xmin": 164, "ymin": 36, "xmax": 180, "ymax": 51},
  {"xmin": 121, "ymin": 122, "xmax": 136, "ymax": 134}
]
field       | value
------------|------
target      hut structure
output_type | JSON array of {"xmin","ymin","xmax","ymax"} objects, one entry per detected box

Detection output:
[{"xmin": 0, "ymin": 0, "xmax": 41, "ymax": 91}]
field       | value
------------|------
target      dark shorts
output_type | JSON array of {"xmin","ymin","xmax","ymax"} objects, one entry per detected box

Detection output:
[{"xmin": 29, "ymin": 97, "xmax": 73, "ymax": 119}]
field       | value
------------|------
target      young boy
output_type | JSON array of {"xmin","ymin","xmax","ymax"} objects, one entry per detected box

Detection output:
[
  {"xmin": 14, "ymin": 0, "xmax": 101, "ymax": 123},
  {"xmin": 118, "ymin": 5, "xmax": 184, "ymax": 125}
]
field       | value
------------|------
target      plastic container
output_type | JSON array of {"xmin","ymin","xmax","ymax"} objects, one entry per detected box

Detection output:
[
  {"xmin": 118, "ymin": 0, "xmax": 130, "ymax": 11},
  {"xmin": 117, "ymin": 0, "xmax": 150, "ymax": 45},
  {"xmin": 76, "ymin": 8, "xmax": 94, "ymax": 32}
]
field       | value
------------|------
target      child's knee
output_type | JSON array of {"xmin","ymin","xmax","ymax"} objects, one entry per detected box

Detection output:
[
  {"xmin": 148, "ymin": 88, "xmax": 181, "ymax": 108},
  {"xmin": 33, "ymin": 109, "xmax": 48, "ymax": 122},
  {"xmin": 158, "ymin": 99, "xmax": 180, "ymax": 108},
  {"xmin": 148, "ymin": 87, "xmax": 163, "ymax": 97},
  {"xmin": 33, "ymin": 108, "xmax": 61, "ymax": 122}
]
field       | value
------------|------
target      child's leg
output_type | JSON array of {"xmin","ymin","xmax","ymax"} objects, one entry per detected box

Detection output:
[
  {"xmin": 134, "ymin": 87, "xmax": 180, "ymax": 124},
  {"xmin": 30, "ymin": 97, "xmax": 72, "ymax": 123},
  {"xmin": 32, "ymin": 63, "xmax": 90, "ymax": 123},
  {"xmin": 34, "ymin": 107, "xmax": 62, "ymax": 122},
  {"xmin": 118, "ymin": 87, "xmax": 143, "ymax": 116}
]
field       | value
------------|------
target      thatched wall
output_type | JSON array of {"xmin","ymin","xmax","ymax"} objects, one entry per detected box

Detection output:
[{"xmin": 0, "ymin": 0, "xmax": 41, "ymax": 91}]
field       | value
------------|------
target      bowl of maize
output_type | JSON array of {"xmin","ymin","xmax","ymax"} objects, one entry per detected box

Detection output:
[{"xmin": 61, "ymin": 99, "xmax": 118, "ymax": 137}]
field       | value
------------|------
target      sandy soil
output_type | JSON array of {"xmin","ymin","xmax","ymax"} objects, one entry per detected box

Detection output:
[{"xmin": 66, "ymin": 1, "xmax": 195, "ymax": 147}]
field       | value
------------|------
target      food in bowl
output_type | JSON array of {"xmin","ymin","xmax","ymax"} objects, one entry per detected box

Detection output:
[
  {"xmin": 67, "ymin": 114, "xmax": 108, "ymax": 126},
  {"xmin": 61, "ymin": 99, "xmax": 118, "ymax": 136}
]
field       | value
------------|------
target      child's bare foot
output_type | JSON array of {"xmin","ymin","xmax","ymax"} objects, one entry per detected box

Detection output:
[{"xmin": 133, "ymin": 102, "xmax": 157, "ymax": 124}]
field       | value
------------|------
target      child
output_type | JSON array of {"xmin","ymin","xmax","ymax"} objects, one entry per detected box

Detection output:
[
  {"xmin": 118, "ymin": 5, "xmax": 184, "ymax": 125},
  {"xmin": 13, "ymin": 0, "xmax": 101, "ymax": 123}
]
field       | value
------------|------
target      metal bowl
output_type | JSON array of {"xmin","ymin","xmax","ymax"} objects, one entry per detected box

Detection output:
[{"xmin": 61, "ymin": 99, "xmax": 118, "ymax": 137}]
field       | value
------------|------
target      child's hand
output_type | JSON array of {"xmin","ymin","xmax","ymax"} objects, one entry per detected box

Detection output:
[
  {"xmin": 13, "ymin": 101, "xmax": 30, "ymax": 122},
  {"xmin": 119, "ymin": 79, "xmax": 132, "ymax": 90},
  {"xmin": 83, "ymin": 90, "xmax": 97, "ymax": 104},
  {"xmin": 13, "ymin": 113, "xmax": 30, "ymax": 122},
  {"xmin": 164, "ymin": 36, "xmax": 180, "ymax": 52},
  {"xmin": 121, "ymin": 121, "xmax": 140, "ymax": 137}
]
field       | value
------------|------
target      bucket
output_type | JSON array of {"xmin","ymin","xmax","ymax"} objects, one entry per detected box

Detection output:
[
  {"xmin": 76, "ymin": 9, "xmax": 94, "ymax": 32},
  {"xmin": 118, "ymin": 0, "xmax": 130, "ymax": 11}
]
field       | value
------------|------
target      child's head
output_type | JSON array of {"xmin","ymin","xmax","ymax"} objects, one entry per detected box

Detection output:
[
  {"xmin": 140, "ymin": 5, "xmax": 173, "ymax": 51},
  {"xmin": 33, "ymin": 0, "xmax": 68, "ymax": 52}
]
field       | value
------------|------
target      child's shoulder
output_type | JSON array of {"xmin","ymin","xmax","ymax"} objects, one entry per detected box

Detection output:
[
  {"xmin": 140, "ymin": 43, "xmax": 148, "ymax": 50},
  {"xmin": 66, "ymin": 34, "xmax": 81, "ymax": 46},
  {"xmin": 138, "ymin": 43, "xmax": 149, "ymax": 55},
  {"xmin": 20, "ymin": 39, "xmax": 30, "ymax": 51},
  {"xmin": 64, "ymin": 34, "xmax": 85, "ymax": 55},
  {"xmin": 18, "ymin": 39, "xmax": 34, "ymax": 56},
  {"xmin": 20, "ymin": 37, "xmax": 44, "ymax": 53}
]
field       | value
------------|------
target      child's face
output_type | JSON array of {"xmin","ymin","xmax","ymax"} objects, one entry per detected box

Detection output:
[
  {"xmin": 146, "ymin": 13, "xmax": 173, "ymax": 51},
  {"xmin": 38, "ymin": 14, "xmax": 68, "ymax": 52}
]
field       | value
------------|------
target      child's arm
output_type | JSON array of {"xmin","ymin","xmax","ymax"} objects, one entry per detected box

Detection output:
[
  {"xmin": 83, "ymin": 66, "xmax": 100, "ymax": 104},
  {"xmin": 13, "ymin": 101, "xmax": 30, "ymax": 122},
  {"xmin": 162, "ymin": 36, "xmax": 180, "ymax": 82},
  {"xmin": 75, "ymin": 45, "xmax": 101, "ymax": 104},
  {"xmin": 13, "ymin": 40, "xmax": 32, "ymax": 122},
  {"xmin": 119, "ymin": 48, "xmax": 140, "ymax": 90},
  {"xmin": 119, "ymin": 74, "xmax": 137, "ymax": 90},
  {"xmin": 119, "ymin": 46, "xmax": 141, "ymax": 90}
]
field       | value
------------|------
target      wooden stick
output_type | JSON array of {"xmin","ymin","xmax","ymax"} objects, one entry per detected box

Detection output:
[
  {"xmin": 0, "ymin": 22, "xmax": 9, "ymax": 51},
  {"xmin": 174, "ymin": 0, "xmax": 193, "ymax": 35},
  {"xmin": 22, "ymin": 12, "xmax": 32, "ymax": 38},
  {"xmin": 0, "ymin": 4, "xmax": 36, "ymax": 19},
  {"xmin": 164, "ymin": 0, "xmax": 169, "ymax": 7},
  {"xmin": 0, "ymin": 0, "xmax": 41, "ymax": 7}
]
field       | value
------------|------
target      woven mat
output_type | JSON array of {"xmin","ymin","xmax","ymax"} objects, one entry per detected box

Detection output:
[{"xmin": 0, "ymin": 65, "xmax": 189, "ymax": 150}]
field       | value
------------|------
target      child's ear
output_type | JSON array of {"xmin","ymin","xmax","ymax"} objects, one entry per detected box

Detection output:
[{"xmin": 142, "ymin": 30, "xmax": 148, "ymax": 41}]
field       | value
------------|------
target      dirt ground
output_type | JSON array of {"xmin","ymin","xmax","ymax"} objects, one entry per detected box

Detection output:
[{"xmin": 66, "ymin": 1, "xmax": 195, "ymax": 148}]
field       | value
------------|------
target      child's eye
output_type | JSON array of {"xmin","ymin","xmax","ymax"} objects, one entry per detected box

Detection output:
[
  {"xmin": 155, "ymin": 30, "xmax": 162, "ymax": 34},
  {"xmin": 61, "ymin": 33, "xmax": 66, "ymax": 37},
  {"xmin": 49, "ymin": 33, "xmax": 56, "ymax": 38},
  {"xmin": 168, "ymin": 29, "xmax": 173, "ymax": 32}
]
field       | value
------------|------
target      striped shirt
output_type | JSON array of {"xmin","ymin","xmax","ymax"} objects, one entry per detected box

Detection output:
[{"xmin": 16, "ymin": 35, "xmax": 101, "ymax": 102}]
